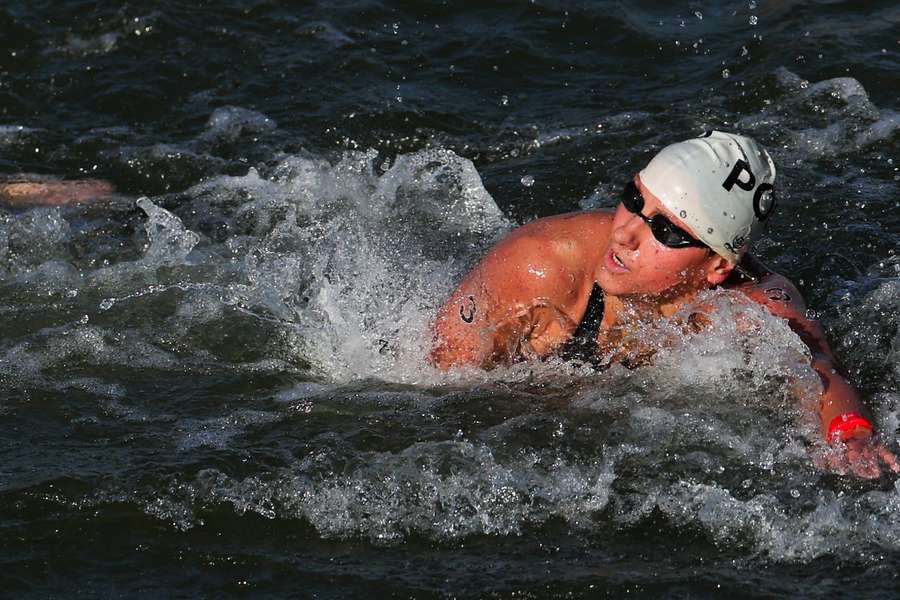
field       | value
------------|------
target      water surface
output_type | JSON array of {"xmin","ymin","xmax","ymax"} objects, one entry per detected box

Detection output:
[{"xmin": 2, "ymin": 1, "xmax": 900, "ymax": 597}]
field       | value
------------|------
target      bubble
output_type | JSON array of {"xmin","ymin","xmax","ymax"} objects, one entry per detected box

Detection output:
[{"xmin": 521, "ymin": 175, "xmax": 535, "ymax": 187}]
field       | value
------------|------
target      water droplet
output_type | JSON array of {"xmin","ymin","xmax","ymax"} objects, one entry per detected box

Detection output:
[
  {"xmin": 722, "ymin": 68, "xmax": 731, "ymax": 79},
  {"xmin": 100, "ymin": 298, "xmax": 115, "ymax": 311},
  {"xmin": 790, "ymin": 489, "xmax": 800, "ymax": 498},
  {"xmin": 680, "ymin": 210, "xmax": 687, "ymax": 218},
  {"xmin": 748, "ymin": 0, "xmax": 757, "ymax": 9},
  {"xmin": 707, "ymin": 227, "xmax": 714, "ymax": 234},
  {"xmin": 694, "ymin": 10, "xmax": 703, "ymax": 19},
  {"xmin": 749, "ymin": 15, "xmax": 758, "ymax": 25},
  {"xmin": 500, "ymin": 95, "xmax": 509, "ymax": 107},
  {"xmin": 521, "ymin": 175, "xmax": 535, "ymax": 188}
]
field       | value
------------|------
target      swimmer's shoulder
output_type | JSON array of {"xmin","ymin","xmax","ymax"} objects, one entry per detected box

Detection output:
[
  {"xmin": 503, "ymin": 209, "xmax": 614, "ymax": 253},
  {"xmin": 726, "ymin": 254, "xmax": 807, "ymax": 316},
  {"xmin": 519, "ymin": 208, "xmax": 614, "ymax": 232},
  {"xmin": 475, "ymin": 210, "xmax": 612, "ymax": 300},
  {"xmin": 727, "ymin": 255, "xmax": 839, "ymax": 361}
]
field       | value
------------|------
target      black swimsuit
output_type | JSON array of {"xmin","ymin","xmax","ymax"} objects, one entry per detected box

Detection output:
[
  {"xmin": 558, "ymin": 283, "xmax": 605, "ymax": 363},
  {"xmin": 556, "ymin": 256, "xmax": 764, "ymax": 365}
]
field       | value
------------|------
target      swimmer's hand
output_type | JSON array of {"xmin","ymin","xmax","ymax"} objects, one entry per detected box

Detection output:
[{"xmin": 816, "ymin": 433, "xmax": 900, "ymax": 479}]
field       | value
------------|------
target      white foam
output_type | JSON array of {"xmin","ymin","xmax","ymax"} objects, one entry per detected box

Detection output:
[
  {"xmin": 0, "ymin": 146, "xmax": 509, "ymax": 388},
  {"xmin": 831, "ymin": 276, "xmax": 900, "ymax": 403},
  {"xmin": 136, "ymin": 197, "xmax": 201, "ymax": 266},
  {"xmin": 179, "ymin": 148, "xmax": 512, "ymax": 383},
  {"xmin": 125, "ymin": 441, "xmax": 629, "ymax": 541},
  {"xmin": 0, "ymin": 208, "xmax": 72, "ymax": 275},
  {"xmin": 200, "ymin": 106, "xmax": 278, "ymax": 144},
  {"xmin": 744, "ymin": 67, "xmax": 900, "ymax": 157}
]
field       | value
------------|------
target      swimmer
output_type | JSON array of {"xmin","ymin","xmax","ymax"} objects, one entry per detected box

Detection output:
[
  {"xmin": 430, "ymin": 130, "xmax": 898, "ymax": 479},
  {"xmin": 0, "ymin": 173, "xmax": 114, "ymax": 206}
]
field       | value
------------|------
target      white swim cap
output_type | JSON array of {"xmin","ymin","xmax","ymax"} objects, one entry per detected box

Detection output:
[{"xmin": 638, "ymin": 130, "xmax": 776, "ymax": 264}]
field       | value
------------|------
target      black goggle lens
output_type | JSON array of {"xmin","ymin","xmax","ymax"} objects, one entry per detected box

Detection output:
[{"xmin": 620, "ymin": 182, "xmax": 706, "ymax": 249}]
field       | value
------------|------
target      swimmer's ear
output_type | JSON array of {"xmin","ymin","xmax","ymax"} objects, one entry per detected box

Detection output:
[{"xmin": 705, "ymin": 255, "xmax": 733, "ymax": 286}]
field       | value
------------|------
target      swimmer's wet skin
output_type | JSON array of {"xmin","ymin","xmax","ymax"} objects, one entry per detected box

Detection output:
[
  {"xmin": 429, "ymin": 130, "xmax": 900, "ymax": 480},
  {"xmin": 0, "ymin": 175, "xmax": 114, "ymax": 205}
]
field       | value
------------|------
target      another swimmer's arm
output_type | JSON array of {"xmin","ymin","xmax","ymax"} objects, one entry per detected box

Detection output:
[
  {"xmin": 746, "ymin": 277, "xmax": 899, "ymax": 477},
  {"xmin": 0, "ymin": 177, "xmax": 114, "ymax": 205}
]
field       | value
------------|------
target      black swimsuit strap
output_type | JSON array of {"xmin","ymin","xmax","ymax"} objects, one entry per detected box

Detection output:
[{"xmin": 558, "ymin": 283, "xmax": 604, "ymax": 363}]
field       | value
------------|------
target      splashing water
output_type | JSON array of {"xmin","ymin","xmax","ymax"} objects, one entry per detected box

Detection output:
[{"xmin": 3, "ymin": 3, "xmax": 900, "ymax": 594}]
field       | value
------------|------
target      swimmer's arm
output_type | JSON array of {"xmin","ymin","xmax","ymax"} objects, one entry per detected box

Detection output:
[
  {"xmin": 745, "ymin": 275, "xmax": 899, "ymax": 477},
  {"xmin": 428, "ymin": 273, "xmax": 528, "ymax": 370},
  {"xmin": 429, "ymin": 234, "xmax": 575, "ymax": 370},
  {"xmin": 744, "ymin": 277, "xmax": 866, "ymax": 429}
]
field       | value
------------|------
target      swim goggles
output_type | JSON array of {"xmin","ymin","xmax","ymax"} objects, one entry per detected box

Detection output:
[
  {"xmin": 621, "ymin": 180, "xmax": 760, "ymax": 282},
  {"xmin": 621, "ymin": 181, "xmax": 706, "ymax": 249}
]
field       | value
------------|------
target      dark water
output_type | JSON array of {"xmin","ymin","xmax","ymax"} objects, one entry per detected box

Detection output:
[{"xmin": 1, "ymin": 1, "xmax": 900, "ymax": 597}]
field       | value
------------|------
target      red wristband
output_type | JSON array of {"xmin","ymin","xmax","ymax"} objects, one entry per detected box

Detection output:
[{"xmin": 826, "ymin": 413, "xmax": 873, "ymax": 443}]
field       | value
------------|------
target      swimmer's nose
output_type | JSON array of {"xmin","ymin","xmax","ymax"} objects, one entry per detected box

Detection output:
[{"xmin": 612, "ymin": 211, "xmax": 644, "ymax": 250}]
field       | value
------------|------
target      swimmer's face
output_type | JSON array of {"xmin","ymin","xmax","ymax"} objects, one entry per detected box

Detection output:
[{"xmin": 598, "ymin": 176, "xmax": 724, "ymax": 299}]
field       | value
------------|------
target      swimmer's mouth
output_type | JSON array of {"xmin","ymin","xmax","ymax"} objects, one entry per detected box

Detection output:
[{"xmin": 605, "ymin": 249, "xmax": 630, "ymax": 272}]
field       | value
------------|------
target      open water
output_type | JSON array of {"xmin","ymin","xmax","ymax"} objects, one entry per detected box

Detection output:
[{"xmin": 1, "ymin": 1, "xmax": 899, "ymax": 597}]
